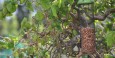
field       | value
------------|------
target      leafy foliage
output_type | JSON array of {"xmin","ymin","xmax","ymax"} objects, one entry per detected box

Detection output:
[
  {"xmin": 0, "ymin": 0, "xmax": 115, "ymax": 58},
  {"xmin": 105, "ymin": 31, "xmax": 115, "ymax": 47}
]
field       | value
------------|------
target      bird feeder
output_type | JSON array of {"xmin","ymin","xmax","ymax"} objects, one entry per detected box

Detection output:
[{"xmin": 76, "ymin": 0, "xmax": 96, "ymax": 58}]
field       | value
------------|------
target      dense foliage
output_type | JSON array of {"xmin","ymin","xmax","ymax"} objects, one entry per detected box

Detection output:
[{"xmin": 0, "ymin": 0, "xmax": 115, "ymax": 58}]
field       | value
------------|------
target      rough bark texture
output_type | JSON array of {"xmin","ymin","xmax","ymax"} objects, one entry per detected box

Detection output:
[{"xmin": 80, "ymin": 27, "xmax": 96, "ymax": 54}]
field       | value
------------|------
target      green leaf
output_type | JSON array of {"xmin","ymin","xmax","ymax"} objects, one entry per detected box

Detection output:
[
  {"xmin": 41, "ymin": 50, "xmax": 47, "ymax": 56},
  {"xmin": 78, "ymin": 0, "xmax": 94, "ymax": 5},
  {"xmin": 0, "ymin": 11, "xmax": 4, "ymax": 20},
  {"xmin": 28, "ymin": 47, "xmax": 35, "ymax": 54},
  {"xmin": 104, "ymin": 54, "xmax": 113, "ymax": 58},
  {"xmin": 112, "ymin": 13, "xmax": 115, "ymax": 17},
  {"xmin": 21, "ymin": 18, "xmax": 27, "ymax": 28},
  {"xmin": 0, "ymin": 40, "xmax": 6, "ymax": 45},
  {"xmin": 26, "ymin": 1, "xmax": 33, "ymax": 11},
  {"xmin": 19, "ymin": 52, "xmax": 24, "ymax": 58},
  {"xmin": 35, "ymin": 11, "xmax": 44, "ymax": 21},
  {"xmin": 20, "ymin": 0, "xmax": 26, "ymax": 4},
  {"xmin": 68, "ymin": 0, "xmax": 74, "ymax": 4},
  {"xmin": 52, "ymin": 0, "xmax": 58, "ymax": 6},
  {"xmin": 7, "ymin": 41, "xmax": 14, "ymax": 49},
  {"xmin": 58, "ymin": 0, "xmax": 62, "ymax": 8},
  {"xmin": 51, "ymin": 21, "xmax": 57, "ymax": 28},
  {"xmin": 21, "ymin": 18, "xmax": 31, "ymax": 30},
  {"xmin": 6, "ymin": 12, "xmax": 12, "ymax": 16},
  {"xmin": 56, "ymin": 20, "xmax": 62, "ymax": 31},
  {"xmin": 105, "ymin": 31, "xmax": 115, "ymax": 47},
  {"xmin": 31, "ymin": 25, "xmax": 36, "ymax": 31},
  {"xmin": 40, "ymin": 0, "xmax": 51, "ymax": 9},
  {"xmin": 6, "ymin": 2, "xmax": 16, "ymax": 13},
  {"xmin": 2, "ymin": 7, "xmax": 8, "ymax": 16},
  {"xmin": 41, "ymin": 39, "xmax": 46, "ymax": 45},
  {"xmin": 51, "ymin": 6, "xmax": 57, "ymax": 17}
]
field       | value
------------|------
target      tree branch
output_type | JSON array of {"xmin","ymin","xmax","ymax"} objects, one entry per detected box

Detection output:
[
  {"xmin": 71, "ymin": 0, "xmax": 79, "ymax": 9},
  {"xmin": 70, "ymin": 12, "xmax": 77, "ymax": 19},
  {"xmin": 83, "ymin": 8, "xmax": 115, "ymax": 21},
  {"xmin": 94, "ymin": 8, "xmax": 115, "ymax": 21}
]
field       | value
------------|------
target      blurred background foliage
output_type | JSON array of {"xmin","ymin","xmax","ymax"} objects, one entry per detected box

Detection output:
[{"xmin": 0, "ymin": 0, "xmax": 115, "ymax": 58}]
